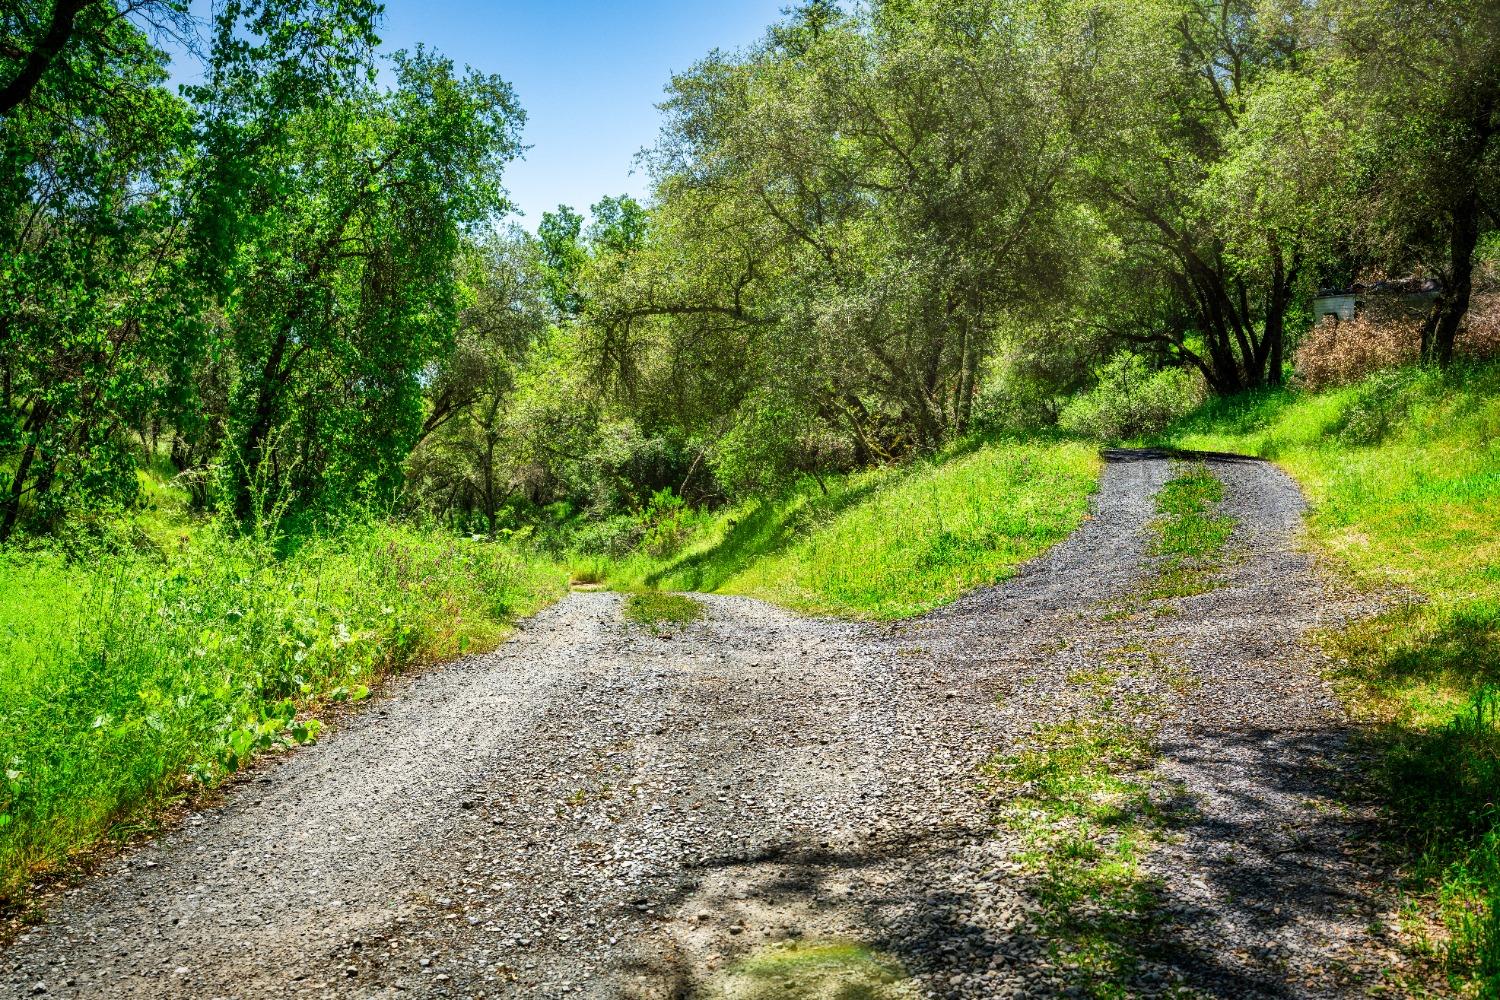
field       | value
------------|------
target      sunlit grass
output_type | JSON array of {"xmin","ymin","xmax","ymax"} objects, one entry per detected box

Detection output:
[
  {"xmin": 1148, "ymin": 465, "xmax": 1233, "ymax": 560},
  {"xmin": 607, "ymin": 439, "xmax": 1101, "ymax": 620},
  {"xmin": 621, "ymin": 590, "xmax": 703, "ymax": 632},
  {"xmin": 0, "ymin": 521, "xmax": 566, "ymax": 904}
]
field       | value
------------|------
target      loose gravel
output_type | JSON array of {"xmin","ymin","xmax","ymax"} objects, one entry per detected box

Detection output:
[{"xmin": 2, "ymin": 450, "xmax": 1402, "ymax": 998}]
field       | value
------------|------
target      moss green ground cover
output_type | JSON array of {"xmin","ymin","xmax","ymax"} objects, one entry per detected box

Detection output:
[
  {"xmin": 0, "ymin": 523, "xmax": 565, "ymax": 904},
  {"xmin": 606, "ymin": 439, "xmax": 1101, "ymax": 620},
  {"xmin": 1160, "ymin": 361, "xmax": 1500, "ymax": 994}
]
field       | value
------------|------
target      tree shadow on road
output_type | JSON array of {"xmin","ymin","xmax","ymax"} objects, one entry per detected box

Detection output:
[{"xmin": 620, "ymin": 720, "xmax": 1395, "ymax": 999}]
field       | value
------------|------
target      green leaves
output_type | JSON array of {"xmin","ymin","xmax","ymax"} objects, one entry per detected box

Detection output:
[
  {"xmin": 218, "ymin": 700, "xmax": 325, "ymax": 774},
  {"xmin": 0, "ymin": 1, "xmax": 200, "ymax": 541},
  {"xmin": 200, "ymin": 33, "xmax": 525, "ymax": 530},
  {"xmin": 2, "ymin": 1, "xmax": 526, "ymax": 541}
]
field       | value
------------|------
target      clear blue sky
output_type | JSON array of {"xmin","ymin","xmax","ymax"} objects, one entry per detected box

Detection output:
[{"xmin": 169, "ymin": 1, "xmax": 786, "ymax": 227}]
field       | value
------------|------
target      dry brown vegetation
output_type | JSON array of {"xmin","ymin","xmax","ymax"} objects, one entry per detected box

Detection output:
[{"xmin": 1295, "ymin": 269, "xmax": 1500, "ymax": 390}]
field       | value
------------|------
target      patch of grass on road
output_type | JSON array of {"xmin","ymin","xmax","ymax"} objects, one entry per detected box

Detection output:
[
  {"xmin": 710, "ymin": 939, "xmax": 916, "ymax": 998},
  {"xmin": 1149, "ymin": 465, "xmax": 1234, "ymax": 561},
  {"xmin": 607, "ymin": 439, "xmax": 1100, "ymax": 620},
  {"xmin": 1140, "ymin": 463, "xmax": 1235, "ymax": 605},
  {"xmin": 1158, "ymin": 360, "xmax": 1500, "ymax": 993},
  {"xmin": 984, "ymin": 709, "xmax": 1172, "ymax": 996},
  {"xmin": 622, "ymin": 590, "xmax": 703, "ymax": 633}
]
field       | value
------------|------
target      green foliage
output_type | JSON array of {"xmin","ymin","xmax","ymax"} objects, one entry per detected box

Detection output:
[
  {"xmin": 197, "ymin": 13, "xmax": 525, "ymax": 526},
  {"xmin": 537, "ymin": 204, "xmax": 587, "ymax": 317},
  {"xmin": 607, "ymin": 439, "xmax": 1100, "ymax": 619},
  {"xmin": 1057, "ymin": 356, "xmax": 1206, "ymax": 442},
  {"xmin": 583, "ymin": 0, "xmax": 1104, "ymax": 463},
  {"xmin": 1, "ymin": 0, "xmax": 527, "ymax": 540},
  {"xmin": 0, "ymin": 520, "xmax": 565, "ymax": 902},
  {"xmin": 403, "ymin": 228, "xmax": 553, "ymax": 533},
  {"xmin": 1334, "ymin": 0, "xmax": 1500, "ymax": 365},
  {"xmin": 0, "ymin": 1, "xmax": 199, "ymax": 540}
]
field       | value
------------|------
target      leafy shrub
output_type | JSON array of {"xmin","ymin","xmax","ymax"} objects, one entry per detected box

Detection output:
[
  {"xmin": 971, "ymin": 375, "xmax": 1065, "ymax": 434},
  {"xmin": 1058, "ymin": 356, "xmax": 1205, "ymax": 441},
  {"xmin": 640, "ymin": 489, "xmax": 691, "ymax": 558},
  {"xmin": 710, "ymin": 392, "xmax": 853, "ymax": 500}
]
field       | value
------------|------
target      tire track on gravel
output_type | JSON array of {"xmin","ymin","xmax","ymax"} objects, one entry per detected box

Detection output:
[{"xmin": 3, "ymin": 450, "xmax": 1402, "ymax": 999}]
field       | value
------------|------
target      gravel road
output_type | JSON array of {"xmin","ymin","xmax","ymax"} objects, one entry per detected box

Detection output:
[{"xmin": 2, "ymin": 450, "xmax": 1402, "ymax": 998}]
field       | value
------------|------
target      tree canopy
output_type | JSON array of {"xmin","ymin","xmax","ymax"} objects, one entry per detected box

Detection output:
[{"xmin": 1, "ymin": 0, "xmax": 1494, "ymax": 540}]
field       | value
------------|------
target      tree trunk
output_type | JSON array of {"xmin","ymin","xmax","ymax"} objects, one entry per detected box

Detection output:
[
  {"xmin": 1425, "ymin": 191, "xmax": 1480, "ymax": 367},
  {"xmin": 0, "ymin": 401, "xmax": 51, "ymax": 543},
  {"xmin": 1261, "ymin": 244, "xmax": 1293, "ymax": 388},
  {"xmin": 954, "ymin": 318, "xmax": 976, "ymax": 435},
  {"xmin": 0, "ymin": 0, "xmax": 92, "ymax": 116},
  {"xmin": 1267, "ymin": 309, "xmax": 1285, "ymax": 388},
  {"xmin": 233, "ymin": 331, "xmax": 291, "ymax": 523}
]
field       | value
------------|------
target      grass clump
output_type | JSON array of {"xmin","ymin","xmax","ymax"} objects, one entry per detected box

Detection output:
[
  {"xmin": 608, "ymin": 439, "xmax": 1100, "ymax": 620},
  {"xmin": 984, "ymin": 712, "xmax": 1170, "ymax": 996},
  {"xmin": 1148, "ymin": 465, "xmax": 1233, "ymax": 561},
  {"xmin": 709, "ymin": 940, "xmax": 916, "ymax": 999},
  {"xmin": 622, "ymin": 590, "xmax": 703, "ymax": 633},
  {"xmin": 1158, "ymin": 359, "xmax": 1500, "ymax": 993},
  {"xmin": 0, "ymin": 522, "xmax": 565, "ymax": 905}
]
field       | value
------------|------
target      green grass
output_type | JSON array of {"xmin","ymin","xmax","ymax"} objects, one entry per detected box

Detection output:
[
  {"xmin": 1158, "ymin": 360, "xmax": 1500, "ymax": 995},
  {"xmin": 621, "ymin": 590, "xmax": 703, "ymax": 632},
  {"xmin": 605, "ymin": 438, "xmax": 1101, "ymax": 620},
  {"xmin": 985, "ymin": 709, "xmax": 1170, "ymax": 997},
  {"xmin": 708, "ymin": 940, "xmax": 916, "ymax": 998},
  {"xmin": 1148, "ymin": 465, "xmax": 1234, "ymax": 561},
  {"xmin": 0, "ymin": 519, "xmax": 565, "ymax": 905}
]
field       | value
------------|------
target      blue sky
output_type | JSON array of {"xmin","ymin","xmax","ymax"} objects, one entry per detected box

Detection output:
[{"xmin": 169, "ymin": 2, "xmax": 786, "ymax": 227}]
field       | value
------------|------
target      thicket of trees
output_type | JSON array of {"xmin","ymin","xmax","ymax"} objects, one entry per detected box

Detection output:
[
  {"xmin": 0, "ymin": 0, "xmax": 526, "ymax": 541},
  {"xmin": 1, "ymin": 0, "xmax": 1495, "ymax": 541}
]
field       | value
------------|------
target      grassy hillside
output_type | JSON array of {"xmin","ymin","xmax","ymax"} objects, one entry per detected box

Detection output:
[
  {"xmin": 603, "ymin": 439, "xmax": 1101, "ymax": 620},
  {"xmin": 0, "ymin": 509, "xmax": 565, "ymax": 905},
  {"xmin": 1160, "ymin": 361, "xmax": 1500, "ymax": 994}
]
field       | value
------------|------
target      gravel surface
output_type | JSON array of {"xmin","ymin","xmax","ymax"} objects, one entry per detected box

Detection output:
[{"xmin": 2, "ymin": 450, "xmax": 1402, "ymax": 998}]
